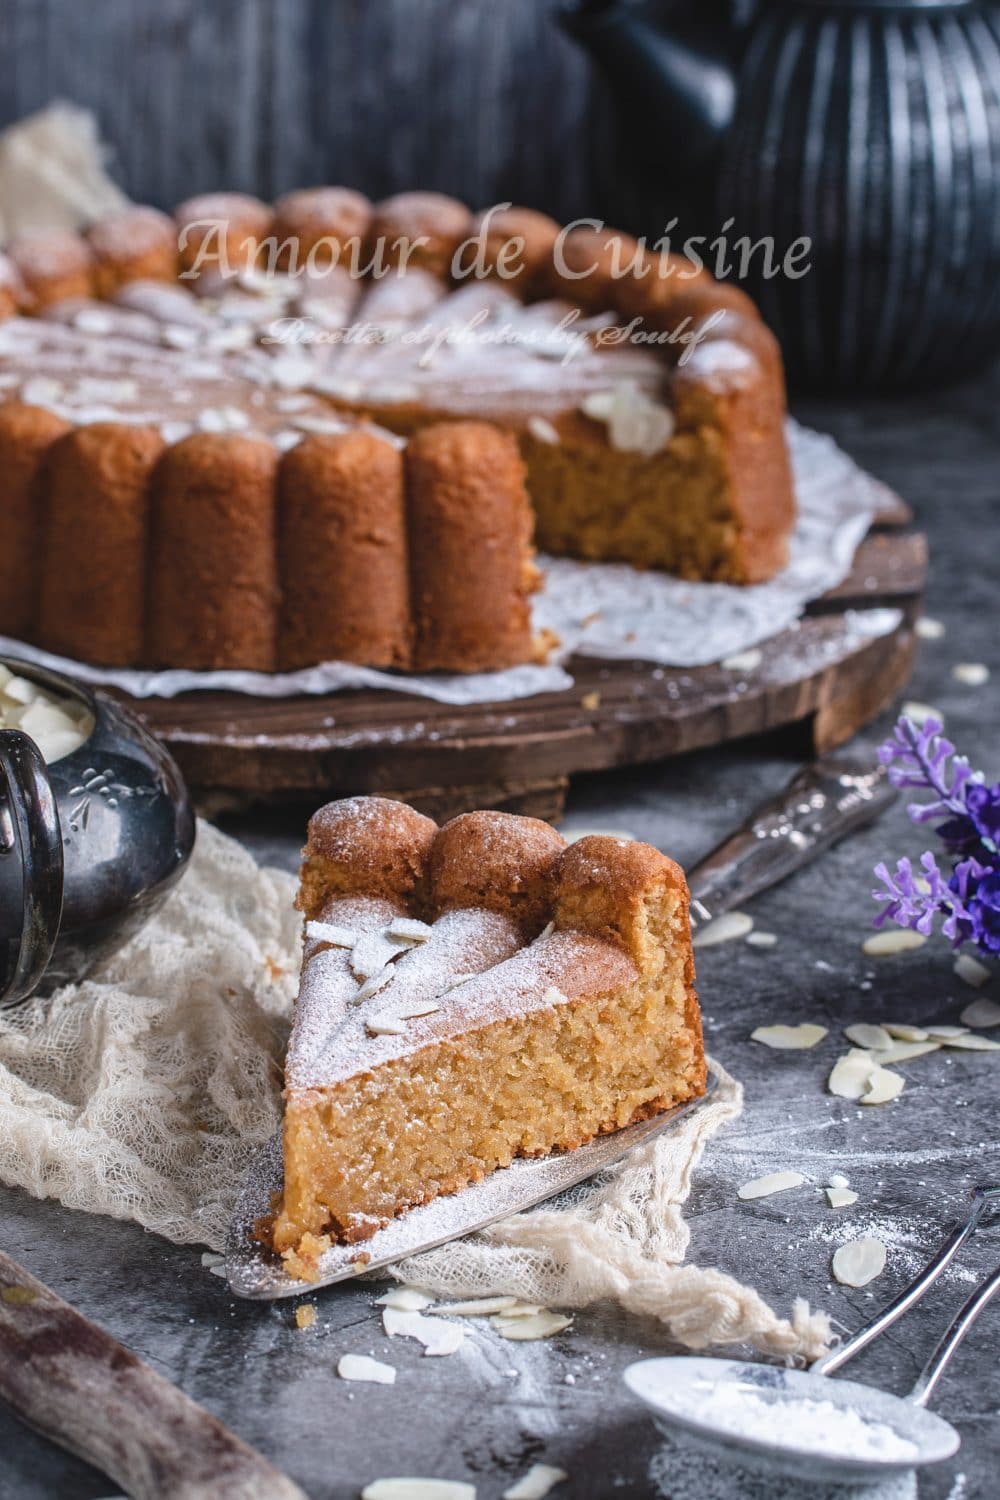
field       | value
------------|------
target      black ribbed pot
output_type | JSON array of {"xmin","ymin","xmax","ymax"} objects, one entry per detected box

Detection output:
[
  {"xmin": 560, "ymin": 0, "xmax": 1000, "ymax": 390},
  {"xmin": 717, "ymin": 0, "xmax": 1000, "ymax": 389}
]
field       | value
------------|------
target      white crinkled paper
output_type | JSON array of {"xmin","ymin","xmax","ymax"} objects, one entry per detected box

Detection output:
[{"xmin": 0, "ymin": 421, "xmax": 883, "ymax": 702}]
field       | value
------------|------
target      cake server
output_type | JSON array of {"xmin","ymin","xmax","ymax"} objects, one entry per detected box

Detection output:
[
  {"xmin": 227, "ymin": 753, "xmax": 894, "ymax": 1299},
  {"xmin": 625, "ymin": 1184, "xmax": 1000, "ymax": 1485}
]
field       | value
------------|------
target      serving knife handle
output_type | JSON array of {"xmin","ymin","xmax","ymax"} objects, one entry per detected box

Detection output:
[
  {"xmin": 687, "ymin": 755, "xmax": 898, "ymax": 921},
  {"xmin": 0, "ymin": 1250, "xmax": 309, "ymax": 1500}
]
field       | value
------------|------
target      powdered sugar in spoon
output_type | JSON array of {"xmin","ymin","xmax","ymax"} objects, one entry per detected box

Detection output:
[{"xmin": 625, "ymin": 1185, "xmax": 1000, "ymax": 1486}]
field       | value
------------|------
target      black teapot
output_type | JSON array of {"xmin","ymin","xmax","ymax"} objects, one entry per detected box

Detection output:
[
  {"xmin": 0, "ymin": 658, "xmax": 195, "ymax": 1007},
  {"xmin": 559, "ymin": 0, "xmax": 1000, "ymax": 389}
]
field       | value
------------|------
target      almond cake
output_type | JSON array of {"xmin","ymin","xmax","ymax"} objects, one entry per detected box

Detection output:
[{"xmin": 268, "ymin": 796, "xmax": 706, "ymax": 1280}]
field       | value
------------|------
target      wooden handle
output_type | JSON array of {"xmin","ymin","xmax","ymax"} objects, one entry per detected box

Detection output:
[{"xmin": 0, "ymin": 1250, "xmax": 309, "ymax": 1500}]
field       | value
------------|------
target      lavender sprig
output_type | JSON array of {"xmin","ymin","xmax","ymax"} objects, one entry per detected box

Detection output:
[{"xmin": 874, "ymin": 714, "xmax": 999, "ymax": 958}]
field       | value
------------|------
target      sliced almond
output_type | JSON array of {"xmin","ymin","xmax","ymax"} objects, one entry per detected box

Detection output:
[
  {"xmin": 828, "ymin": 1049, "xmax": 879, "ymax": 1100},
  {"xmin": 375, "ymin": 1287, "xmax": 433, "ymax": 1312},
  {"xmin": 902, "ymin": 702, "xmax": 943, "ymax": 728},
  {"xmin": 954, "ymin": 954, "xmax": 992, "ymax": 990},
  {"xmin": 872, "ymin": 1039, "xmax": 942, "ymax": 1065},
  {"xmin": 382, "ymin": 1308, "xmax": 464, "ymax": 1356},
  {"xmin": 883, "ymin": 1023, "xmax": 930, "ymax": 1042},
  {"xmin": 503, "ymin": 1465, "xmax": 568, "ymax": 1500},
  {"xmin": 338, "ymin": 1354, "xmax": 397, "ymax": 1384},
  {"xmin": 693, "ymin": 911, "xmax": 753, "ymax": 949},
  {"xmin": 844, "ymin": 1023, "xmax": 894, "ymax": 1051},
  {"xmin": 862, "ymin": 930, "xmax": 927, "ymax": 957},
  {"xmin": 352, "ymin": 931, "xmax": 401, "ymax": 980},
  {"xmin": 427, "ymin": 1296, "xmax": 519, "ymax": 1317},
  {"xmin": 737, "ymin": 1170, "xmax": 806, "ymax": 1201},
  {"xmin": 915, "ymin": 617, "xmax": 946, "ymax": 640},
  {"xmin": 924, "ymin": 1024, "xmax": 970, "ymax": 1039},
  {"xmin": 386, "ymin": 917, "xmax": 434, "ymax": 945},
  {"xmin": 395, "ymin": 1000, "xmax": 440, "ymax": 1021},
  {"xmin": 828, "ymin": 1173, "xmax": 850, "ymax": 1189},
  {"xmin": 833, "ymin": 1237, "xmax": 886, "ymax": 1287},
  {"xmin": 826, "ymin": 1187, "xmax": 859, "ymax": 1208},
  {"xmin": 860, "ymin": 1066, "xmax": 905, "ymax": 1105},
  {"xmin": 362, "ymin": 1482, "xmax": 476, "ymax": 1500},
  {"xmin": 745, "ymin": 931, "xmax": 778, "ymax": 949},
  {"xmin": 940, "ymin": 1033, "xmax": 1000, "ymax": 1051},
  {"xmin": 960, "ymin": 997, "xmax": 1000, "ymax": 1029},
  {"xmin": 492, "ymin": 1301, "xmax": 543, "ymax": 1319},
  {"xmin": 492, "ymin": 1311, "xmax": 572, "ymax": 1341},
  {"xmin": 751, "ymin": 1024, "xmax": 828, "ymax": 1050},
  {"xmin": 951, "ymin": 663, "xmax": 989, "ymax": 687},
  {"xmin": 353, "ymin": 969, "xmax": 394, "ymax": 1004},
  {"xmin": 367, "ymin": 1014, "xmax": 407, "ymax": 1037},
  {"xmin": 720, "ymin": 649, "xmax": 763, "ymax": 672},
  {"xmin": 305, "ymin": 919, "xmax": 357, "ymax": 948}
]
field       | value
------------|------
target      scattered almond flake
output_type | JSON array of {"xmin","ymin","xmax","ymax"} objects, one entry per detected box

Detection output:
[
  {"xmin": 375, "ymin": 1287, "xmax": 433, "ymax": 1311},
  {"xmin": 541, "ymin": 985, "xmax": 566, "ymax": 1006},
  {"xmin": 720, "ymin": 649, "xmax": 762, "ymax": 672},
  {"xmin": 527, "ymin": 415, "xmax": 560, "ymax": 445},
  {"xmin": 902, "ymin": 701, "xmax": 943, "ymax": 728},
  {"xmin": 353, "ymin": 969, "xmax": 395, "ymax": 1004},
  {"xmin": 951, "ymin": 662, "xmax": 989, "ymax": 687},
  {"xmin": 503, "ymin": 1464, "xmax": 568, "ymax": 1500},
  {"xmin": 827, "ymin": 1173, "xmax": 850, "ymax": 1189},
  {"xmin": 872, "ymin": 1039, "xmax": 942, "ymax": 1065},
  {"xmin": 305, "ymin": 919, "xmax": 357, "ymax": 948},
  {"xmin": 338, "ymin": 1354, "xmax": 396, "ymax": 1385},
  {"xmin": 745, "ymin": 931, "xmax": 777, "ymax": 949},
  {"xmin": 833, "ymin": 1237, "xmax": 886, "ymax": 1287},
  {"xmin": 883, "ymin": 1022, "xmax": 929, "ymax": 1042},
  {"xmin": 924, "ymin": 1024, "xmax": 970, "ymax": 1039},
  {"xmin": 939, "ymin": 1033, "xmax": 1000, "ymax": 1051},
  {"xmin": 427, "ymin": 1296, "xmax": 520, "ymax": 1317},
  {"xmin": 208, "ymin": 1264, "xmax": 229, "ymax": 1279},
  {"xmin": 367, "ymin": 1014, "xmax": 407, "ymax": 1037},
  {"xmin": 581, "ymin": 380, "xmax": 675, "ymax": 455},
  {"xmin": 563, "ymin": 828, "xmax": 636, "ymax": 844},
  {"xmin": 492, "ymin": 1301, "xmax": 543, "ymax": 1319},
  {"xmin": 580, "ymin": 691, "xmax": 601, "ymax": 711},
  {"xmin": 828, "ymin": 1049, "xmax": 880, "ymax": 1100},
  {"xmin": 751, "ymin": 1023, "xmax": 827, "ymax": 1050},
  {"xmin": 395, "ymin": 1000, "xmax": 441, "ymax": 1020},
  {"xmin": 826, "ymin": 1187, "xmax": 859, "ymax": 1208},
  {"xmin": 960, "ymin": 996, "xmax": 1000, "ymax": 1028},
  {"xmin": 915, "ymin": 616, "xmax": 946, "ymax": 640},
  {"xmin": 692, "ymin": 911, "xmax": 753, "ymax": 949},
  {"xmin": 295, "ymin": 1304, "xmax": 317, "ymax": 1330},
  {"xmin": 862, "ymin": 929, "xmax": 926, "ymax": 957},
  {"xmin": 200, "ymin": 1251, "xmax": 225, "ymax": 1267},
  {"xmin": 491, "ymin": 1311, "xmax": 572, "ymax": 1341},
  {"xmin": 439, "ymin": 973, "xmax": 477, "ymax": 995},
  {"xmin": 860, "ymin": 1066, "xmax": 905, "ymax": 1105},
  {"xmin": 352, "ymin": 931, "xmax": 401, "ymax": 980},
  {"xmin": 382, "ymin": 1307, "xmax": 465, "ymax": 1355},
  {"xmin": 844, "ymin": 1023, "xmax": 894, "ymax": 1051},
  {"xmin": 954, "ymin": 953, "xmax": 991, "ymax": 989},
  {"xmin": 536, "ymin": 921, "xmax": 555, "ymax": 943},
  {"xmin": 362, "ymin": 1482, "xmax": 476, "ymax": 1500},
  {"xmin": 737, "ymin": 1170, "xmax": 806, "ymax": 1201},
  {"xmin": 385, "ymin": 917, "xmax": 434, "ymax": 945}
]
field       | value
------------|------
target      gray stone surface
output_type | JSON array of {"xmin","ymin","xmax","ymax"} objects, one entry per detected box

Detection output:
[{"xmin": 1, "ymin": 368, "xmax": 998, "ymax": 1499}]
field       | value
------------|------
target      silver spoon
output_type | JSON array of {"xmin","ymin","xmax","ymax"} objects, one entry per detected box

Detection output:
[{"xmin": 624, "ymin": 1184, "xmax": 999, "ymax": 1486}]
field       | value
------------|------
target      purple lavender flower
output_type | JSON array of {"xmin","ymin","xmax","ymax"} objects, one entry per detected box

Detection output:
[{"xmin": 873, "ymin": 715, "xmax": 998, "ymax": 957}]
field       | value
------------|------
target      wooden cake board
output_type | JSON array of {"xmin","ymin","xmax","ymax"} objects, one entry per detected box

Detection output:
[{"xmin": 116, "ymin": 491, "xmax": 925, "ymax": 822}]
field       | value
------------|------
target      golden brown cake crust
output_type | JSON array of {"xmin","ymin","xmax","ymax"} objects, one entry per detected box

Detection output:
[
  {"xmin": 300, "ymin": 795, "xmax": 439, "ymax": 916},
  {"xmin": 459, "ymin": 205, "xmax": 560, "ymax": 293},
  {"xmin": 147, "ymin": 432, "xmax": 279, "ymax": 670},
  {"xmin": 87, "ymin": 207, "xmax": 178, "ymax": 298},
  {"xmin": 0, "ymin": 402, "xmax": 71, "ymax": 640},
  {"xmin": 429, "ymin": 811, "xmax": 566, "ymax": 931},
  {"xmin": 8, "ymin": 230, "xmax": 95, "ymax": 308},
  {"xmin": 369, "ymin": 191, "xmax": 472, "ymax": 276},
  {"xmin": 277, "ymin": 430, "xmax": 411, "ymax": 670},
  {"xmin": 174, "ymin": 192, "xmax": 274, "ymax": 275},
  {"xmin": 406, "ymin": 420, "xmax": 538, "ymax": 671},
  {"xmin": 272, "ymin": 186, "xmax": 372, "ymax": 267},
  {"xmin": 38, "ymin": 423, "xmax": 165, "ymax": 666}
]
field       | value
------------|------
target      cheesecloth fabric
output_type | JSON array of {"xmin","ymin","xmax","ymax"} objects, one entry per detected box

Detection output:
[{"xmin": 0, "ymin": 819, "xmax": 830, "ymax": 1360}]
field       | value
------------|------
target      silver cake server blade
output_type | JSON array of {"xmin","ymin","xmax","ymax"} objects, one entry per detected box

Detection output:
[{"xmin": 226, "ymin": 1076, "xmax": 717, "ymax": 1299}]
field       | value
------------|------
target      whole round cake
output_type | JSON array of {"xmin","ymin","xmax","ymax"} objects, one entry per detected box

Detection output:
[{"xmin": 0, "ymin": 189, "xmax": 795, "ymax": 674}]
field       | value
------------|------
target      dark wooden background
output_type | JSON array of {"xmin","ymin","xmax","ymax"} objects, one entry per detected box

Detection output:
[{"xmin": 0, "ymin": 0, "xmax": 617, "ymax": 220}]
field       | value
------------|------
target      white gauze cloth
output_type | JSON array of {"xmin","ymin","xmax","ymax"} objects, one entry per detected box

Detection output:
[{"xmin": 0, "ymin": 820, "xmax": 830, "ymax": 1360}]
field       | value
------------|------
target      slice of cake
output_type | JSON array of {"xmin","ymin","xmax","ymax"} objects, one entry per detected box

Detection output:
[{"xmin": 270, "ymin": 796, "xmax": 706, "ymax": 1279}]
